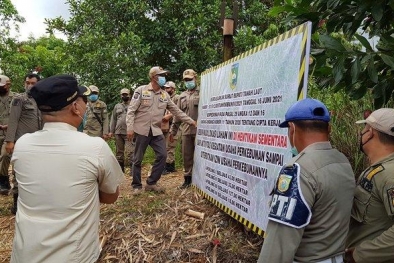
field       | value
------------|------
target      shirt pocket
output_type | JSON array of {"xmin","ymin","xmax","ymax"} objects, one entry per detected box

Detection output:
[
  {"xmin": 139, "ymin": 99, "xmax": 152, "ymax": 111},
  {"xmin": 193, "ymin": 95, "xmax": 200, "ymax": 106},
  {"xmin": 352, "ymin": 185, "xmax": 372, "ymax": 223},
  {"xmin": 180, "ymin": 97, "xmax": 187, "ymax": 111},
  {"xmin": 24, "ymin": 102, "xmax": 35, "ymax": 111}
]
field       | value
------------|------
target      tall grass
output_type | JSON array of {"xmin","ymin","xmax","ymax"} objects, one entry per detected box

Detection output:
[{"xmin": 309, "ymin": 85, "xmax": 372, "ymax": 176}]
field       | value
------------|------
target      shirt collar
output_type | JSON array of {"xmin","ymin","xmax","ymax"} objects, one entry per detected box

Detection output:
[{"xmin": 43, "ymin": 122, "xmax": 77, "ymax": 131}]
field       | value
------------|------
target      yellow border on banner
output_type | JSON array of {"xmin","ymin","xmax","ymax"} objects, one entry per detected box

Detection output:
[{"xmin": 198, "ymin": 22, "xmax": 310, "ymax": 236}]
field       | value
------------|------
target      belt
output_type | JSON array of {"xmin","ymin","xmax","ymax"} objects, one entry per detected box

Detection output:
[{"xmin": 294, "ymin": 255, "xmax": 343, "ymax": 263}]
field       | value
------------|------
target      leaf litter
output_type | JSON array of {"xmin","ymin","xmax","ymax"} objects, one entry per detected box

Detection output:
[{"xmin": 0, "ymin": 165, "xmax": 263, "ymax": 262}]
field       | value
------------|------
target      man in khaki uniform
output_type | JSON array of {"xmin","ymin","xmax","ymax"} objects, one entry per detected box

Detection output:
[
  {"xmin": 258, "ymin": 98, "xmax": 355, "ymax": 263},
  {"xmin": 170, "ymin": 69, "xmax": 199, "ymax": 188},
  {"xmin": 161, "ymin": 81, "xmax": 180, "ymax": 175},
  {"xmin": 5, "ymin": 73, "xmax": 42, "ymax": 214},
  {"xmin": 345, "ymin": 108, "xmax": 394, "ymax": 263},
  {"xmin": 83, "ymin": 85, "xmax": 109, "ymax": 139},
  {"xmin": 109, "ymin": 88, "xmax": 134, "ymax": 172},
  {"xmin": 126, "ymin": 66, "xmax": 196, "ymax": 195},
  {"xmin": 0, "ymin": 75, "xmax": 15, "ymax": 195}
]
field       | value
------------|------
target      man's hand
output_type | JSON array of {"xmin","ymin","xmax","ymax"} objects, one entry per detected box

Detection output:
[
  {"xmin": 344, "ymin": 247, "xmax": 356, "ymax": 263},
  {"xmin": 192, "ymin": 120, "xmax": 197, "ymax": 128},
  {"xmin": 103, "ymin": 134, "xmax": 110, "ymax": 141},
  {"xmin": 0, "ymin": 125, "xmax": 7, "ymax": 131},
  {"xmin": 169, "ymin": 134, "xmax": 174, "ymax": 143},
  {"xmin": 127, "ymin": 131, "xmax": 134, "ymax": 141},
  {"xmin": 162, "ymin": 114, "xmax": 171, "ymax": 122},
  {"xmin": 5, "ymin": 142, "xmax": 14, "ymax": 154}
]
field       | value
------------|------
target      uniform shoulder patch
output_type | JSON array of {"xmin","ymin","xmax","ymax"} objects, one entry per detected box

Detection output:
[
  {"xmin": 268, "ymin": 163, "xmax": 312, "ymax": 229},
  {"xmin": 133, "ymin": 92, "xmax": 140, "ymax": 100},
  {"xmin": 12, "ymin": 98, "xmax": 21, "ymax": 106},
  {"xmin": 387, "ymin": 188, "xmax": 394, "ymax": 214}
]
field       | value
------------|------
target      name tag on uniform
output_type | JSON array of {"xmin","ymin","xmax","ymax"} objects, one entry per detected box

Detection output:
[{"xmin": 142, "ymin": 90, "xmax": 152, "ymax": 99}]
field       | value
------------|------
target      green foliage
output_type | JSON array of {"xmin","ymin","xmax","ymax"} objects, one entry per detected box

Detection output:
[
  {"xmin": 271, "ymin": 0, "xmax": 394, "ymax": 108},
  {"xmin": 45, "ymin": 0, "xmax": 282, "ymax": 110},
  {"xmin": 309, "ymin": 82, "xmax": 371, "ymax": 176},
  {"xmin": 1, "ymin": 36, "xmax": 68, "ymax": 91}
]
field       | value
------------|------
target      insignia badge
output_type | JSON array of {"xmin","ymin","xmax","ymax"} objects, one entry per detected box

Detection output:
[
  {"xmin": 366, "ymin": 165, "xmax": 384, "ymax": 180},
  {"xmin": 387, "ymin": 188, "xmax": 394, "ymax": 214},
  {"xmin": 12, "ymin": 98, "xmax": 21, "ymax": 106},
  {"xmin": 277, "ymin": 174, "xmax": 292, "ymax": 193},
  {"xmin": 133, "ymin": 92, "xmax": 140, "ymax": 100}
]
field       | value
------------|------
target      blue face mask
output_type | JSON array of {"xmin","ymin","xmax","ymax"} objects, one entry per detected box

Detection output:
[
  {"xmin": 89, "ymin": 94, "xmax": 99, "ymax": 102},
  {"xmin": 157, "ymin": 76, "xmax": 166, "ymax": 87},
  {"xmin": 77, "ymin": 112, "xmax": 87, "ymax": 132},
  {"xmin": 290, "ymin": 147, "xmax": 299, "ymax": 156},
  {"xmin": 185, "ymin": 80, "xmax": 196, "ymax": 90}
]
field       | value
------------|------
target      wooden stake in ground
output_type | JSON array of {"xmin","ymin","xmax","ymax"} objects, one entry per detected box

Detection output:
[{"xmin": 185, "ymin": 209, "xmax": 204, "ymax": 219}]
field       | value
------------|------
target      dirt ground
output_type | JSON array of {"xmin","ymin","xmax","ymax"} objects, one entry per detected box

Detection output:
[{"xmin": 0, "ymin": 166, "xmax": 263, "ymax": 262}]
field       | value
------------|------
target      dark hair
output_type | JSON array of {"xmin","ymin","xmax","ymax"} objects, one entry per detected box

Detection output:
[
  {"xmin": 377, "ymin": 130, "xmax": 394, "ymax": 145},
  {"xmin": 294, "ymin": 120, "xmax": 329, "ymax": 133},
  {"xmin": 25, "ymin": 73, "xmax": 40, "ymax": 81}
]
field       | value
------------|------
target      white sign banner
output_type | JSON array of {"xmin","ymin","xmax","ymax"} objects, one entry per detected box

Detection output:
[{"xmin": 193, "ymin": 22, "xmax": 311, "ymax": 232}]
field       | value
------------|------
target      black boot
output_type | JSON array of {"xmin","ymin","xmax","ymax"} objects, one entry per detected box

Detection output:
[
  {"xmin": 162, "ymin": 162, "xmax": 172, "ymax": 175},
  {"xmin": 11, "ymin": 193, "xmax": 18, "ymax": 215},
  {"xmin": 0, "ymin": 175, "xmax": 10, "ymax": 195},
  {"xmin": 167, "ymin": 162, "xmax": 176, "ymax": 173},
  {"xmin": 179, "ymin": 176, "xmax": 192, "ymax": 189}
]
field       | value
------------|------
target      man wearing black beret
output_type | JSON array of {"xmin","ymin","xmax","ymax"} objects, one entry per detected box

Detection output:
[{"xmin": 10, "ymin": 74, "xmax": 124, "ymax": 263}]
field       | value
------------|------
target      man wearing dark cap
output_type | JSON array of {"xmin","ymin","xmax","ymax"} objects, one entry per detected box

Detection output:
[
  {"xmin": 258, "ymin": 98, "xmax": 355, "ymax": 263},
  {"xmin": 109, "ymin": 88, "xmax": 134, "ymax": 172},
  {"xmin": 4, "ymin": 73, "xmax": 42, "ymax": 213},
  {"xmin": 10, "ymin": 74, "xmax": 124, "ymax": 263},
  {"xmin": 0, "ymin": 75, "xmax": 15, "ymax": 195},
  {"xmin": 345, "ymin": 108, "xmax": 394, "ymax": 263},
  {"xmin": 126, "ymin": 66, "xmax": 196, "ymax": 195}
]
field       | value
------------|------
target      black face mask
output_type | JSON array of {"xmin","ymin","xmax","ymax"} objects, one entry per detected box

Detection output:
[
  {"xmin": 359, "ymin": 130, "xmax": 372, "ymax": 154},
  {"xmin": 0, "ymin": 87, "xmax": 7, "ymax": 95},
  {"xmin": 122, "ymin": 96, "xmax": 130, "ymax": 102}
]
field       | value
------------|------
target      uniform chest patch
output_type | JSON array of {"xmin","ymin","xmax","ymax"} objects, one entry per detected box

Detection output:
[
  {"xmin": 159, "ymin": 92, "xmax": 168, "ymax": 102},
  {"xmin": 142, "ymin": 91, "xmax": 151, "ymax": 99}
]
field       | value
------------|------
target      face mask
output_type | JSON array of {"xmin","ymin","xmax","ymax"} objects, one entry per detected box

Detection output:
[
  {"xmin": 290, "ymin": 123, "xmax": 299, "ymax": 156},
  {"xmin": 75, "ymin": 103, "xmax": 87, "ymax": 132},
  {"xmin": 359, "ymin": 130, "xmax": 372, "ymax": 154},
  {"xmin": 0, "ymin": 87, "xmax": 7, "ymax": 95},
  {"xmin": 89, "ymin": 94, "xmax": 99, "ymax": 102},
  {"xmin": 185, "ymin": 80, "xmax": 196, "ymax": 90},
  {"xmin": 122, "ymin": 96, "xmax": 130, "ymax": 102},
  {"xmin": 157, "ymin": 76, "xmax": 166, "ymax": 87}
]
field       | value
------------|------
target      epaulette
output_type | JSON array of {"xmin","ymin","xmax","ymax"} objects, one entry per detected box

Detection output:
[{"xmin": 366, "ymin": 165, "xmax": 384, "ymax": 180}]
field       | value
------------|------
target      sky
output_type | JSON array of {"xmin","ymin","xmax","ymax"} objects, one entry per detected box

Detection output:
[{"xmin": 11, "ymin": 0, "xmax": 71, "ymax": 40}]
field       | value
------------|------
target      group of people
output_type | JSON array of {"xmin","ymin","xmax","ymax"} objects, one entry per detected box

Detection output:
[
  {"xmin": 0, "ymin": 66, "xmax": 200, "ymax": 262},
  {"xmin": 257, "ymin": 99, "xmax": 394, "ymax": 263},
  {"xmin": 0, "ymin": 68, "xmax": 393, "ymax": 263}
]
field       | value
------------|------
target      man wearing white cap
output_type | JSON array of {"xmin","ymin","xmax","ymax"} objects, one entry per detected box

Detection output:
[
  {"xmin": 345, "ymin": 108, "xmax": 394, "ymax": 263},
  {"xmin": 126, "ymin": 66, "xmax": 196, "ymax": 195},
  {"xmin": 83, "ymin": 85, "xmax": 109, "ymax": 139},
  {"xmin": 258, "ymin": 98, "xmax": 355, "ymax": 263},
  {"xmin": 109, "ymin": 88, "xmax": 134, "ymax": 172}
]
